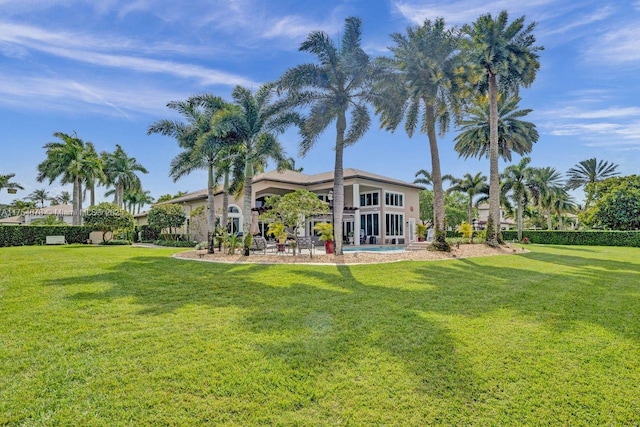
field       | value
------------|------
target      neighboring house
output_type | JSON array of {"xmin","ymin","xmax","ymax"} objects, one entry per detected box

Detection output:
[
  {"xmin": 0, "ymin": 204, "xmax": 75, "ymax": 226},
  {"xmin": 475, "ymin": 203, "xmax": 515, "ymax": 231},
  {"xmin": 135, "ymin": 168, "xmax": 423, "ymax": 245}
]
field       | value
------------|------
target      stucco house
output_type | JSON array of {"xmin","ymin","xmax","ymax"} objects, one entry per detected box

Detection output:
[
  {"xmin": 136, "ymin": 168, "xmax": 423, "ymax": 245},
  {"xmin": 475, "ymin": 203, "xmax": 515, "ymax": 230}
]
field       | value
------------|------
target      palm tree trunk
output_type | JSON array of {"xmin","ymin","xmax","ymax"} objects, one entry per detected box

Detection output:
[
  {"xmin": 487, "ymin": 73, "xmax": 501, "ymax": 246},
  {"xmin": 546, "ymin": 208, "xmax": 552, "ymax": 229},
  {"xmin": 243, "ymin": 152, "xmax": 253, "ymax": 240},
  {"xmin": 222, "ymin": 170, "xmax": 229, "ymax": 232},
  {"xmin": 468, "ymin": 194, "xmax": 473, "ymax": 225},
  {"xmin": 73, "ymin": 176, "xmax": 82, "ymax": 226},
  {"xmin": 425, "ymin": 103, "xmax": 446, "ymax": 239},
  {"xmin": 517, "ymin": 197, "xmax": 523, "ymax": 242},
  {"xmin": 333, "ymin": 112, "xmax": 346, "ymax": 256},
  {"xmin": 207, "ymin": 163, "xmax": 216, "ymax": 254},
  {"xmin": 558, "ymin": 212, "xmax": 563, "ymax": 230}
]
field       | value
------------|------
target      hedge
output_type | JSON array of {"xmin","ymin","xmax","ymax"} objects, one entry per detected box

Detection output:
[
  {"xmin": 0, "ymin": 225, "xmax": 92, "ymax": 247},
  {"xmin": 153, "ymin": 239, "xmax": 197, "ymax": 247},
  {"xmin": 134, "ymin": 225, "xmax": 160, "ymax": 243},
  {"xmin": 502, "ymin": 230, "xmax": 640, "ymax": 247}
]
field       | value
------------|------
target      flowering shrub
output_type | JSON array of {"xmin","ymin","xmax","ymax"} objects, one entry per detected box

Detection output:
[{"xmin": 522, "ymin": 237, "xmax": 530, "ymax": 244}]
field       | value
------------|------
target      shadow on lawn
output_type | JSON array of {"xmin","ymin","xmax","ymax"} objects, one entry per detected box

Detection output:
[{"xmin": 46, "ymin": 248, "xmax": 640, "ymax": 414}]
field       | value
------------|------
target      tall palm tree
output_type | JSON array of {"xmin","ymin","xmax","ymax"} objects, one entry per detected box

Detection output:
[
  {"xmin": 81, "ymin": 142, "xmax": 104, "ymax": 207},
  {"xmin": 277, "ymin": 17, "xmax": 381, "ymax": 255},
  {"xmin": 463, "ymin": 11, "xmax": 542, "ymax": 246},
  {"xmin": 37, "ymin": 132, "xmax": 92, "ymax": 225},
  {"xmin": 551, "ymin": 189, "xmax": 577, "ymax": 230},
  {"xmin": 51, "ymin": 191, "xmax": 72, "ymax": 205},
  {"xmin": 27, "ymin": 188, "xmax": 51, "ymax": 208},
  {"xmin": 501, "ymin": 157, "xmax": 536, "ymax": 241},
  {"xmin": 0, "ymin": 173, "xmax": 24, "ymax": 194},
  {"xmin": 447, "ymin": 172, "xmax": 489, "ymax": 224},
  {"xmin": 454, "ymin": 94, "xmax": 538, "ymax": 161},
  {"xmin": 566, "ymin": 158, "xmax": 619, "ymax": 206},
  {"xmin": 213, "ymin": 84, "xmax": 296, "ymax": 242},
  {"xmin": 101, "ymin": 144, "xmax": 148, "ymax": 209},
  {"xmin": 148, "ymin": 94, "xmax": 236, "ymax": 252},
  {"xmin": 529, "ymin": 166, "xmax": 564, "ymax": 229},
  {"xmin": 377, "ymin": 18, "xmax": 462, "ymax": 250}
]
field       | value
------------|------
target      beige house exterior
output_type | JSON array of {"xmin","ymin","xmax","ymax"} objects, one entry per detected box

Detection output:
[
  {"xmin": 136, "ymin": 168, "xmax": 423, "ymax": 245},
  {"xmin": 0, "ymin": 204, "xmax": 75, "ymax": 226},
  {"xmin": 475, "ymin": 203, "xmax": 515, "ymax": 230}
]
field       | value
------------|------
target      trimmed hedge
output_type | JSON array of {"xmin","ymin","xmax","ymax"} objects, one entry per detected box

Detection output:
[
  {"xmin": 99, "ymin": 239, "xmax": 132, "ymax": 245},
  {"xmin": 0, "ymin": 225, "xmax": 92, "ymax": 247},
  {"xmin": 153, "ymin": 240, "xmax": 197, "ymax": 247},
  {"xmin": 502, "ymin": 230, "xmax": 640, "ymax": 247},
  {"xmin": 134, "ymin": 225, "xmax": 160, "ymax": 243}
]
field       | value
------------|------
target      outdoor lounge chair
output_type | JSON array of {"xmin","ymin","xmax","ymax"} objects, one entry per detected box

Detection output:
[
  {"xmin": 250, "ymin": 235, "xmax": 268, "ymax": 254},
  {"xmin": 296, "ymin": 236, "xmax": 313, "ymax": 257}
]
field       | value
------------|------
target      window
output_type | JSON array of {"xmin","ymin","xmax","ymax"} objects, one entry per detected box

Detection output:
[
  {"xmin": 385, "ymin": 214, "xmax": 404, "ymax": 236},
  {"xmin": 317, "ymin": 194, "xmax": 330, "ymax": 203},
  {"xmin": 360, "ymin": 191, "xmax": 379, "ymax": 207},
  {"xmin": 385, "ymin": 191, "xmax": 404, "ymax": 207},
  {"xmin": 360, "ymin": 213, "xmax": 379, "ymax": 236}
]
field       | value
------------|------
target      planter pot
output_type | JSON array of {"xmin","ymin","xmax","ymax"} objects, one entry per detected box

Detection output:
[
  {"xmin": 324, "ymin": 240, "xmax": 334, "ymax": 254},
  {"xmin": 243, "ymin": 248, "xmax": 250, "ymax": 256},
  {"xmin": 418, "ymin": 237, "xmax": 425, "ymax": 242}
]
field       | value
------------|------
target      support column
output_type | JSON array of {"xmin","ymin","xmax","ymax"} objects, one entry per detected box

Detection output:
[{"xmin": 353, "ymin": 183, "xmax": 360, "ymax": 246}]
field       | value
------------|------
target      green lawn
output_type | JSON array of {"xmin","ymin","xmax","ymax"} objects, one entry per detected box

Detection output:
[{"xmin": 1, "ymin": 245, "xmax": 639, "ymax": 425}]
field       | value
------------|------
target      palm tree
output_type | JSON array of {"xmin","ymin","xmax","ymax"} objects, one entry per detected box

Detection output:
[
  {"xmin": 277, "ymin": 17, "xmax": 381, "ymax": 255},
  {"xmin": 214, "ymin": 84, "xmax": 296, "ymax": 242},
  {"xmin": 37, "ymin": 132, "xmax": 92, "ymax": 225},
  {"xmin": 501, "ymin": 157, "xmax": 536, "ymax": 241},
  {"xmin": 101, "ymin": 144, "xmax": 148, "ymax": 209},
  {"xmin": 51, "ymin": 191, "xmax": 72, "ymax": 205},
  {"xmin": 377, "ymin": 18, "xmax": 462, "ymax": 250},
  {"xmin": 566, "ymin": 158, "xmax": 619, "ymax": 206},
  {"xmin": 27, "ymin": 188, "xmax": 51, "ymax": 208},
  {"xmin": 81, "ymin": 142, "xmax": 104, "ymax": 207},
  {"xmin": 447, "ymin": 172, "xmax": 489, "ymax": 224},
  {"xmin": 0, "ymin": 173, "xmax": 24, "ymax": 194},
  {"xmin": 529, "ymin": 166, "xmax": 564, "ymax": 229},
  {"xmin": 551, "ymin": 190, "xmax": 577, "ymax": 230},
  {"xmin": 454, "ymin": 94, "xmax": 538, "ymax": 161},
  {"xmin": 463, "ymin": 11, "xmax": 542, "ymax": 246},
  {"xmin": 148, "ymin": 94, "xmax": 236, "ymax": 251}
]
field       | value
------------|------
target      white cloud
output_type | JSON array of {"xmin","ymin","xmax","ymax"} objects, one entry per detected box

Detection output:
[{"xmin": 585, "ymin": 26, "xmax": 640, "ymax": 64}]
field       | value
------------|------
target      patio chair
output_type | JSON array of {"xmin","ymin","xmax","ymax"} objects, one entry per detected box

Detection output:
[
  {"xmin": 250, "ymin": 235, "xmax": 268, "ymax": 254},
  {"xmin": 296, "ymin": 236, "xmax": 313, "ymax": 257}
]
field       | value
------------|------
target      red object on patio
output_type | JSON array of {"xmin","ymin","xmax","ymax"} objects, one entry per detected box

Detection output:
[{"xmin": 324, "ymin": 241, "xmax": 334, "ymax": 254}]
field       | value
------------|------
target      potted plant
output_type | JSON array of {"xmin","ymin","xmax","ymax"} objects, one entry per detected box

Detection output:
[
  {"xmin": 314, "ymin": 222, "xmax": 334, "ymax": 254},
  {"xmin": 347, "ymin": 231, "xmax": 354, "ymax": 244},
  {"xmin": 268, "ymin": 222, "xmax": 288, "ymax": 253},
  {"xmin": 243, "ymin": 233, "xmax": 253, "ymax": 256},
  {"xmin": 416, "ymin": 223, "xmax": 427, "ymax": 242}
]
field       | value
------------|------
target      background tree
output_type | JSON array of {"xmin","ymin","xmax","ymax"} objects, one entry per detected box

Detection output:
[
  {"xmin": 101, "ymin": 144, "xmax": 148, "ymax": 209},
  {"xmin": 566, "ymin": 158, "xmax": 619, "ymax": 207},
  {"xmin": 463, "ymin": 11, "xmax": 542, "ymax": 246},
  {"xmin": 83, "ymin": 202, "xmax": 134, "ymax": 242},
  {"xmin": 27, "ymin": 188, "xmax": 51, "ymax": 208},
  {"xmin": 278, "ymin": 17, "xmax": 380, "ymax": 255},
  {"xmin": 81, "ymin": 142, "xmax": 104, "ymax": 207},
  {"xmin": 30, "ymin": 215, "xmax": 65, "ymax": 226},
  {"xmin": 51, "ymin": 191, "xmax": 72, "ymax": 205},
  {"xmin": 147, "ymin": 204, "xmax": 187, "ymax": 241},
  {"xmin": 377, "ymin": 18, "xmax": 463, "ymax": 251},
  {"xmin": 551, "ymin": 190, "xmax": 577, "ymax": 230},
  {"xmin": 580, "ymin": 175, "xmax": 640, "ymax": 230},
  {"xmin": 529, "ymin": 166, "xmax": 564, "ymax": 229},
  {"xmin": 501, "ymin": 157, "xmax": 536, "ymax": 241},
  {"xmin": 0, "ymin": 173, "xmax": 24, "ymax": 195},
  {"xmin": 447, "ymin": 172, "xmax": 489, "ymax": 224},
  {"xmin": 37, "ymin": 132, "xmax": 92, "ymax": 225}
]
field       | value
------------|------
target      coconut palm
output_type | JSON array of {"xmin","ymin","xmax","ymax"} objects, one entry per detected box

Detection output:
[
  {"xmin": 454, "ymin": 93, "xmax": 538, "ymax": 161},
  {"xmin": 529, "ymin": 166, "xmax": 564, "ymax": 229},
  {"xmin": 37, "ymin": 132, "xmax": 92, "ymax": 225},
  {"xmin": 277, "ymin": 17, "xmax": 381, "ymax": 255},
  {"xmin": 101, "ymin": 144, "xmax": 148, "ymax": 209},
  {"xmin": 148, "ymin": 94, "xmax": 237, "ymax": 252},
  {"xmin": 448, "ymin": 172, "xmax": 489, "ymax": 224},
  {"xmin": 0, "ymin": 173, "xmax": 24, "ymax": 194},
  {"xmin": 463, "ymin": 11, "xmax": 542, "ymax": 245},
  {"xmin": 377, "ymin": 18, "xmax": 463, "ymax": 250},
  {"xmin": 566, "ymin": 158, "xmax": 619, "ymax": 204},
  {"xmin": 27, "ymin": 188, "xmax": 51, "ymax": 208},
  {"xmin": 213, "ymin": 84, "xmax": 296, "ymax": 243},
  {"xmin": 501, "ymin": 157, "xmax": 536, "ymax": 241}
]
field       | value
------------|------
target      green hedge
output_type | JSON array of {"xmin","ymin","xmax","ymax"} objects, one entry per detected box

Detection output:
[
  {"xmin": 502, "ymin": 230, "xmax": 640, "ymax": 247},
  {"xmin": 0, "ymin": 225, "xmax": 92, "ymax": 247},
  {"xmin": 99, "ymin": 239, "xmax": 132, "ymax": 245},
  {"xmin": 153, "ymin": 239, "xmax": 197, "ymax": 247},
  {"xmin": 134, "ymin": 225, "xmax": 160, "ymax": 243}
]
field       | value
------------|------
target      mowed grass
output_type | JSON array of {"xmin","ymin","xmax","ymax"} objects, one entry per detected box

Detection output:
[{"xmin": 1, "ymin": 245, "xmax": 639, "ymax": 425}]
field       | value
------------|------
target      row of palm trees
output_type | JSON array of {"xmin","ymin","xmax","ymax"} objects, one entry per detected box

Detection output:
[
  {"xmin": 419, "ymin": 156, "xmax": 620, "ymax": 240},
  {"xmin": 149, "ymin": 11, "xmax": 541, "ymax": 254},
  {"xmin": 35, "ymin": 132, "xmax": 149, "ymax": 225}
]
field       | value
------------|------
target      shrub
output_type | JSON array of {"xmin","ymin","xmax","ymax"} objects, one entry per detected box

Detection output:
[
  {"xmin": 99, "ymin": 239, "xmax": 132, "ymax": 245},
  {"xmin": 135, "ymin": 225, "xmax": 160, "ymax": 242},
  {"xmin": 83, "ymin": 203, "xmax": 134, "ymax": 243},
  {"xmin": 501, "ymin": 230, "xmax": 640, "ymax": 247},
  {"xmin": 148, "ymin": 204, "xmax": 186, "ymax": 240},
  {"xmin": 153, "ymin": 240, "xmax": 197, "ymax": 247},
  {"xmin": 0, "ymin": 225, "xmax": 92, "ymax": 247}
]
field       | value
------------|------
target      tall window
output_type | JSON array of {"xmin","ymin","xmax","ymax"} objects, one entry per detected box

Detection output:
[
  {"xmin": 360, "ymin": 191, "xmax": 379, "ymax": 207},
  {"xmin": 360, "ymin": 213, "xmax": 379, "ymax": 236},
  {"xmin": 385, "ymin": 213, "xmax": 404, "ymax": 236},
  {"xmin": 385, "ymin": 191, "xmax": 404, "ymax": 207}
]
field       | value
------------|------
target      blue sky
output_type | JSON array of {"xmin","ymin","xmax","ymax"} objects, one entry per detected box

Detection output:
[{"xmin": 1, "ymin": 0, "xmax": 639, "ymax": 205}]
